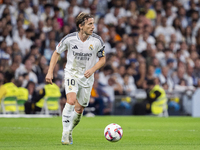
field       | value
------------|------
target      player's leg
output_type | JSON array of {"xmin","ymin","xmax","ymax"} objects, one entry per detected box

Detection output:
[
  {"xmin": 61, "ymin": 92, "xmax": 77, "ymax": 145},
  {"xmin": 66, "ymin": 100, "xmax": 84, "ymax": 144},
  {"xmin": 69, "ymin": 100, "xmax": 84, "ymax": 132},
  {"xmin": 62, "ymin": 85, "xmax": 92, "ymax": 145},
  {"xmin": 69, "ymin": 86, "xmax": 92, "ymax": 132},
  {"xmin": 61, "ymin": 74, "xmax": 78, "ymax": 145},
  {"xmin": 62, "ymin": 92, "xmax": 76, "ymax": 132}
]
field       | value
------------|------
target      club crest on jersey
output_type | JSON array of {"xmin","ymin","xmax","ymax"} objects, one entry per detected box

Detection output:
[
  {"xmin": 69, "ymin": 85, "xmax": 72, "ymax": 91},
  {"xmin": 89, "ymin": 44, "xmax": 94, "ymax": 51}
]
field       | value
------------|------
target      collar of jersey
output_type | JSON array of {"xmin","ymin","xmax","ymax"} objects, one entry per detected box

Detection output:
[{"xmin": 77, "ymin": 32, "xmax": 91, "ymax": 41}]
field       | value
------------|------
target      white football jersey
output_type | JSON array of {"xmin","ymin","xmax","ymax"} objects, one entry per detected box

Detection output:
[{"xmin": 56, "ymin": 32, "xmax": 105, "ymax": 87}]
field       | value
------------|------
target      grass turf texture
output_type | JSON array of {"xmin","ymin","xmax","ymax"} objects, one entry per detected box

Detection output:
[{"xmin": 0, "ymin": 116, "xmax": 200, "ymax": 150}]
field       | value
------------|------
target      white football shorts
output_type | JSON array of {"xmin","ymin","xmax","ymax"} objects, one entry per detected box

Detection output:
[{"xmin": 64, "ymin": 72, "xmax": 92, "ymax": 107}]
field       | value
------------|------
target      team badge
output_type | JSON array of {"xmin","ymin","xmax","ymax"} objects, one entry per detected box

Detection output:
[
  {"xmin": 69, "ymin": 85, "xmax": 72, "ymax": 91},
  {"xmin": 89, "ymin": 44, "xmax": 94, "ymax": 50}
]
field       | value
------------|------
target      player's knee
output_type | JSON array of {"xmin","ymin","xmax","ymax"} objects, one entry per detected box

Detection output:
[
  {"xmin": 75, "ymin": 107, "xmax": 84, "ymax": 114},
  {"xmin": 67, "ymin": 98, "xmax": 76, "ymax": 105},
  {"xmin": 66, "ymin": 93, "xmax": 76, "ymax": 105}
]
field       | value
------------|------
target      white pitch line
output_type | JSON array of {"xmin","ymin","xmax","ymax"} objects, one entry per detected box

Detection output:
[{"xmin": 0, "ymin": 114, "xmax": 52, "ymax": 118}]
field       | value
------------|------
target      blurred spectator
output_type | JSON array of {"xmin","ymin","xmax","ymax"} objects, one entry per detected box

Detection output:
[
  {"xmin": 53, "ymin": 6, "xmax": 64, "ymax": 29},
  {"xmin": 142, "ymin": 30, "xmax": 156, "ymax": 48},
  {"xmin": 80, "ymin": 0, "xmax": 90, "ymax": 14},
  {"xmin": 126, "ymin": 1, "xmax": 138, "ymax": 19},
  {"xmin": 25, "ymin": 82, "xmax": 61, "ymax": 114},
  {"xmin": 98, "ymin": 65, "xmax": 113, "ymax": 86},
  {"xmin": 174, "ymin": 79, "xmax": 196, "ymax": 92},
  {"xmin": 29, "ymin": 5, "xmax": 39, "ymax": 29},
  {"xmin": 194, "ymin": 59, "xmax": 200, "ymax": 79},
  {"xmin": 172, "ymin": 67, "xmax": 186, "ymax": 85},
  {"xmin": 40, "ymin": 3, "xmax": 53, "ymax": 21},
  {"xmin": 133, "ymin": 79, "xmax": 168, "ymax": 116},
  {"xmin": 13, "ymin": 27, "xmax": 29, "ymax": 56},
  {"xmin": 0, "ymin": 71, "xmax": 6, "ymax": 101},
  {"xmin": 0, "ymin": 41, "xmax": 10, "ymax": 71},
  {"xmin": 107, "ymin": 75, "xmax": 123, "ymax": 96},
  {"xmin": 37, "ymin": 65, "xmax": 48, "ymax": 84},
  {"xmin": 144, "ymin": 0, "xmax": 156, "ymax": 20},
  {"xmin": 0, "ymin": 26, "xmax": 13, "ymax": 46},
  {"xmin": 152, "ymin": 57, "xmax": 161, "ymax": 76},
  {"xmin": 104, "ymin": 6, "xmax": 120, "ymax": 26},
  {"xmin": 107, "ymin": 25, "xmax": 122, "ymax": 48},
  {"xmin": 196, "ymin": 28, "xmax": 200, "ymax": 53},
  {"xmin": 154, "ymin": 16, "xmax": 175, "ymax": 43},
  {"xmin": 126, "ymin": 64, "xmax": 137, "ymax": 84},
  {"xmin": 57, "ymin": 0, "xmax": 70, "ymax": 11},
  {"xmin": 113, "ymin": 64, "xmax": 126, "ymax": 86},
  {"xmin": 15, "ymin": 59, "xmax": 38, "ymax": 87},
  {"xmin": 44, "ymin": 40, "xmax": 56, "ymax": 63},
  {"xmin": 70, "ymin": 0, "xmax": 81, "ymax": 17},
  {"xmin": 185, "ymin": 63, "xmax": 197, "ymax": 86},
  {"xmin": 146, "ymin": 65, "xmax": 156, "ymax": 80},
  {"xmin": 38, "ymin": 56, "xmax": 47, "ymax": 74},
  {"xmin": 4, "ymin": 62, "xmax": 19, "ymax": 83},
  {"xmin": 137, "ymin": 10, "xmax": 151, "ymax": 27},
  {"xmin": 172, "ymin": 18, "xmax": 183, "ymax": 43},
  {"xmin": 23, "ymin": 45, "xmax": 40, "ymax": 65},
  {"xmin": 159, "ymin": 66, "xmax": 174, "ymax": 91},
  {"xmin": 177, "ymin": 6, "xmax": 188, "ymax": 28},
  {"xmin": 96, "ymin": 0, "xmax": 108, "ymax": 16},
  {"xmin": 184, "ymin": 26, "xmax": 196, "ymax": 45},
  {"xmin": 133, "ymin": 33, "xmax": 147, "ymax": 53},
  {"xmin": 122, "ymin": 73, "xmax": 136, "ymax": 97},
  {"xmin": 89, "ymin": 80, "xmax": 106, "ymax": 115},
  {"xmin": 134, "ymin": 62, "xmax": 146, "ymax": 89},
  {"xmin": 42, "ymin": 17, "xmax": 53, "ymax": 33}
]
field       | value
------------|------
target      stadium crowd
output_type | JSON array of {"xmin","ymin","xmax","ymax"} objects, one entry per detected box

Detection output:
[{"xmin": 0, "ymin": 0, "xmax": 200, "ymax": 115}]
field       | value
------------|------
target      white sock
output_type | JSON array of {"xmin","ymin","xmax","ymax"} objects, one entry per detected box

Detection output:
[
  {"xmin": 62, "ymin": 103, "xmax": 75, "ymax": 132},
  {"xmin": 69, "ymin": 110, "xmax": 82, "ymax": 132}
]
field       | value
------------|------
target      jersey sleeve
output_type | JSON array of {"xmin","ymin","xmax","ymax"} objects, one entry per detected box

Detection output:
[
  {"xmin": 96, "ymin": 36, "xmax": 105, "ymax": 58},
  {"xmin": 56, "ymin": 38, "xmax": 69, "ymax": 54}
]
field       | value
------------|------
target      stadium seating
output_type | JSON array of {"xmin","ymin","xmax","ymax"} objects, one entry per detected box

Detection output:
[
  {"xmin": 1, "ymin": 96, "xmax": 19, "ymax": 114},
  {"xmin": 17, "ymin": 99, "xmax": 27, "ymax": 114},
  {"xmin": 41, "ymin": 97, "xmax": 61, "ymax": 116}
]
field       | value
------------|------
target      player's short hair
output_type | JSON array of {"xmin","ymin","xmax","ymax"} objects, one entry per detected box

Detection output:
[{"xmin": 75, "ymin": 12, "xmax": 93, "ymax": 31}]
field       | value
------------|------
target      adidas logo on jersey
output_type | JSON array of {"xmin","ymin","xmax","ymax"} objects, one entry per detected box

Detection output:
[{"xmin": 72, "ymin": 45, "xmax": 78, "ymax": 49}]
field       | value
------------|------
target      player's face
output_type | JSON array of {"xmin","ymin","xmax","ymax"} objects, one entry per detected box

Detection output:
[{"xmin": 83, "ymin": 18, "xmax": 95, "ymax": 35}]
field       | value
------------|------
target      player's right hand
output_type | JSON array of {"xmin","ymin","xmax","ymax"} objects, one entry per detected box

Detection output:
[{"xmin": 45, "ymin": 73, "xmax": 53, "ymax": 85}]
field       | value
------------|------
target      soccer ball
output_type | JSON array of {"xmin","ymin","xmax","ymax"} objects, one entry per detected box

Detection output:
[{"xmin": 104, "ymin": 123, "xmax": 123, "ymax": 142}]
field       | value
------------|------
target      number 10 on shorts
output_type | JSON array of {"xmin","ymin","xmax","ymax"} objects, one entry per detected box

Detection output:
[{"xmin": 67, "ymin": 79, "xmax": 75, "ymax": 86}]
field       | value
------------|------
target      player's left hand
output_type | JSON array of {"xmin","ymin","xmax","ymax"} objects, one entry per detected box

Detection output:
[{"xmin": 84, "ymin": 69, "xmax": 94, "ymax": 78}]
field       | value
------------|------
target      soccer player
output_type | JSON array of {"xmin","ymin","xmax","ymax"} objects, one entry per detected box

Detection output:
[{"xmin": 45, "ymin": 12, "xmax": 106, "ymax": 145}]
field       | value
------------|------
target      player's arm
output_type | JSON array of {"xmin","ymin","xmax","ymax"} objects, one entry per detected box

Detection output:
[
  {"xmin": 45, "ymin": 51, "xmax": 60, "ymax": 84},
  {"xmin": 84, "ymin": 36, "xmax": 106, "ymax": 78},
  {"xmin": 94, "ymin": 56, "xmax": 106, "ymax": 70},
  {"xmin": 46, "ymin": 36, "xmax": 68, "ymax": 84},
  {"xmin": 84, "ymin": 56, "xmax": 106, "ymax": 78}
]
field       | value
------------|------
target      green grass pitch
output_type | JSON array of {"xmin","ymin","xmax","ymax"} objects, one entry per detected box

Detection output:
[{"xmin": 0, "ymin": 116, "xmax": 200, "ymax": 150}]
